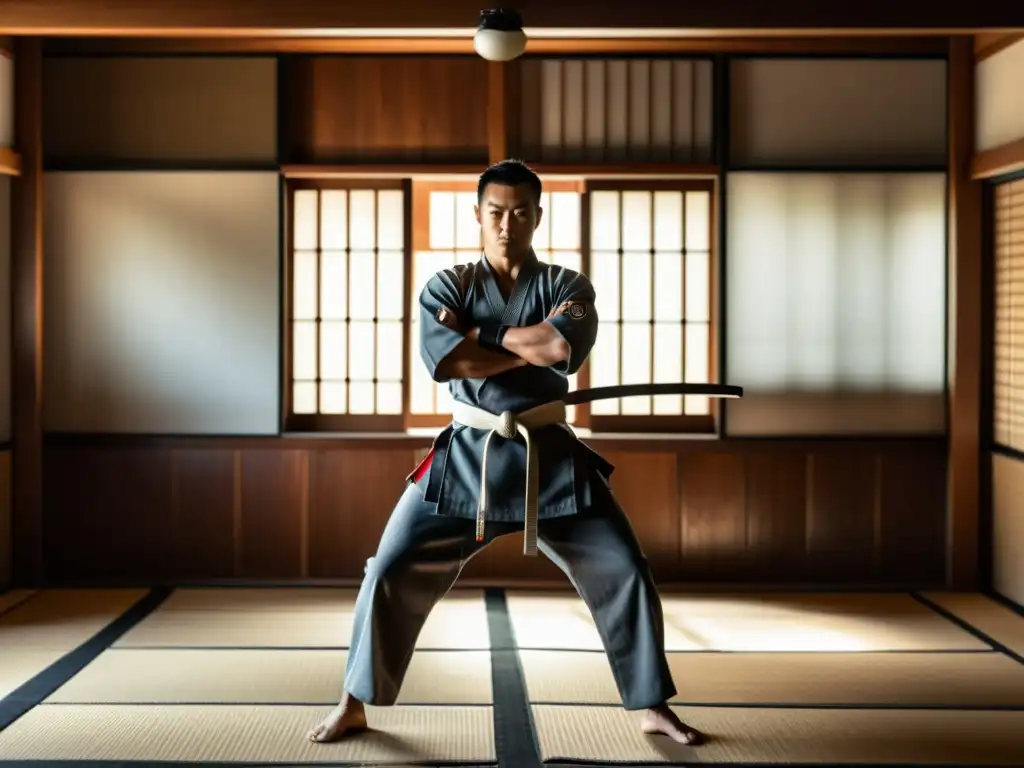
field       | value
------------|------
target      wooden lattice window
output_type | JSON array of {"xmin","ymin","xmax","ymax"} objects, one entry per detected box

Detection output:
[
  {"xmin": 585, "ymin": 179, "xmax": 717, "ymax": 433},
  {"xmin": 284, "ymin": 179, "xmax": 408, "ymax": 431},
  {"xmin": 283, "ymin": 175, "xmax": 719, "ymax": 435},
  {"xmin": 994, "ymin": 177, "xmax": 1024, "ymax": 452}
]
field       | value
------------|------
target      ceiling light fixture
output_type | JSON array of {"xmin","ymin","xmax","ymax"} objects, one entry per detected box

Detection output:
[{"xmin": 473, "ymin": 8, "xmax": 528, "ymax": 62}]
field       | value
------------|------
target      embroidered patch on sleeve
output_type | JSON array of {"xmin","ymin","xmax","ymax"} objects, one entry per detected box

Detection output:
[{"xmin": 560, "ymin": 300, "xmax": 588, "ymax": 319}]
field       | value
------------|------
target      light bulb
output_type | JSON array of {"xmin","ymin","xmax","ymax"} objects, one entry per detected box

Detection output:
[{"xmin": 473, "ymin": 9, "xmax": 527, "ymax": 62}]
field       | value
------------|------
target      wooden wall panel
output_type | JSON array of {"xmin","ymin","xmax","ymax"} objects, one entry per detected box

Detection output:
[
  {"xmin": 238, "ymin": 451, "xmax": 305, "ymax": 578},
  {"xmin": 42, "ymin": 57, "xmax": 278, "ymax": 165},
  {"xmin": 172, "ymin": 450, "xmax": 236, "ymax": 580},
  {"xmin": 743, "ymin": 452, "xmax": 808, "ymax": 578},
  {"xmin": 679, "ymin": 452, "xmax": 746, "ymax": 577},
  {"xmin": 44, "ymin": 447, "xmax": 173, "ymax": 582},
  {"xmin": 730, "ymin": 58, "xmax": 947, "ymax": 167},
  {"xmin": 280, "ymin": 56, "xmax": 490, "ymax": 164},
  {"xmin": 40, "ymin": 438, "xmax": 949, "ymax": 588},
  {"xmin": 806, "ymin": 452, "xmax": 877, "ymax": 581},
  {"xmin": 878, "ymin": 448, "xmax": 948, "ymax": 585},
  {"xmin": 601, "ymin": 451, "xmax": 681, "ymax": 575},
  {"xmin": 307, "ymin": 448, "xmax": 420, "ymax": 578}
]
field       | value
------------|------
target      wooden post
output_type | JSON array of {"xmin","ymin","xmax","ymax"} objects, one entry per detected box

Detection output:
[
  {"xmin": 487, "ymin": 61, "xmax": 508, "ymax": 164},
  {"xmin": 11, "ymin": 37, "xmax": 44, "ymax": 586},
  {"xmin": 946, "ymin": 34, "xmax": 983, "ymax": 590}
]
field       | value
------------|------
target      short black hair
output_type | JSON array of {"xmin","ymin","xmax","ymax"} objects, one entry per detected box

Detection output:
[{"xmin": 477, "ymin": 159, "xmax": 543, "ymax": 207}]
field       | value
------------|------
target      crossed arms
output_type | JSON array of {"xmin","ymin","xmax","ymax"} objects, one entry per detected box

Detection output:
[
  {"xmin": 420, "ymin": 268, "xmax": 599, "ymax": 384},
  {"xmin": 433, "ymin": 305, "xmax": 572, "ymax": 381}
]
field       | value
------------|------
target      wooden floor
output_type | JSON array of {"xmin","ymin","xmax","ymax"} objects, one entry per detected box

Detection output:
[{"xmin": 1, "ymin": 586, "xmax": 1024, "ymax": 767}]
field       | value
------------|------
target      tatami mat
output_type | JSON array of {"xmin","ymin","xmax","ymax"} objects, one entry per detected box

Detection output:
[
  {"xmin": 47, "ymin": 648, "xmax": 494, "ymax": 705},
  {"xmin": 0, "ymin": 589, "xmax": 36, "ymax": 616},
  {"xmin": 0, "ymin": 651, "xmax": 67, "ymax": 699},
  {"xmin": 531, "ymin": 704, "xmax": 1024, "ymax": 764},
  {"xmin": 115, "ymin": 588, "xmax": 490, "ymax": 649},
  {"xmin": 0, "ymin": 588, "xmax": 149, "ymax": 649},
  {"xmin": 0, "ymin": 589, "xmax": 150, "ymax": 698},
  {"xmin": 0, "ymin": 703, "xmax": 495, "ymax": 763},
  {"xmin": 4, "ymin": 588, "xmax": 1020, "ymax": 767},
  {"xmin": 521, "ymin": 649, "xmax": 1024, "ymax": 706},
  {"xmin": 506, "ymin": 590, "xmax": 989, "ymax": 651},
  {"xmin": 920, "ymin": 591, "xmax": 1024, "ymax": 657}
]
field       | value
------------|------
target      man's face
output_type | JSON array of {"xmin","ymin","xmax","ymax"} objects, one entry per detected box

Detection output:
[{"xmin": 475, "ymin": 182, "xmax": 543, "ymax": 259}]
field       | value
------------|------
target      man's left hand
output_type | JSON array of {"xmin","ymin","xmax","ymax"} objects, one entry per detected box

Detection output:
[{"xmin": 548, "ymin": 301, "xmax": 571, "ymax": 319}]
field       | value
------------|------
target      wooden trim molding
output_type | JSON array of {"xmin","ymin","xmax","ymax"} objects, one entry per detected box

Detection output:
[
  {"xmin": 40, "ymin": 35, "xmax": 951, "ymax": 56},
  {"xmin": 280, "ymin": 164, "xmax": 485, "ymax": 179},
  {"xmin": 0, "ymin": 148, "xmax": 21, "ymax": 176},
  {"xmin": 2, "ymin": 0, "xmax": 1018, "ymax": 34},
  {"xmin": 42, "ymin": 432, "xmax": 948, "ymax": 453},
  {"xmin": 281, "ymin": 163, "xmax": 720, "ymax": 179},
  {"xmin": 974, "ymin": 32, "xmax": 1024, "ymax": 62},
  {"xmin": 528, "ymin": 163, "xmax": 720, "ymax": 177},
  {"xmin": 972, "ymin": 138, "xmax": 1024, "ymax": 180},
  {"xmin": 946, "ymin": 36, "xmax": 983, "ymax": 590}
]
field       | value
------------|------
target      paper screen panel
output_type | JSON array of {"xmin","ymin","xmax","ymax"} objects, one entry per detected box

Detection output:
[{"xmin": 725, "ymin": 172, "xmax": 947, "ymax": 435}]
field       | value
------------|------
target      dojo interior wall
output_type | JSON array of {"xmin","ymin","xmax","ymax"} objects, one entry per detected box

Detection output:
[
  {"xmin": 724, "ymin": 57, "xmax": 948, "ymax": 436},
  {"xmin": 9, "ymin": 45, "xmax": 964, "ymax": 588},
  {"xmin": 976, "ymin": 35, "xmax": 1024, "ymax": 607}
]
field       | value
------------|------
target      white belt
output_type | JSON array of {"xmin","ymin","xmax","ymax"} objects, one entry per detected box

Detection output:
[{"xmin": 450, "ymin": 400, "xmax": 567, "ymax": 556}]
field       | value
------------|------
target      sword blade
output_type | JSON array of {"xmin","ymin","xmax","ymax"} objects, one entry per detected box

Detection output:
[{"xmin": 562, "ymin": 383, "xmax": 743, "ymax": 406}]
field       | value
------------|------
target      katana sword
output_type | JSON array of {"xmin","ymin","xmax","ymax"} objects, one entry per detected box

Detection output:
[{"xmin": 562, "ymin": 382, "xmax": 743, "ymax": 405}]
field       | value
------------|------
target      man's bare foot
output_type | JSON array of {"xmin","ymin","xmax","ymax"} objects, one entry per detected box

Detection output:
[
  {"xmin": 640, "ymin": 704, "xmax": 704, "ymax": 745},
  {"xmin": 307, "ymin": 695, "xmax": 368, "ymax": 743}
]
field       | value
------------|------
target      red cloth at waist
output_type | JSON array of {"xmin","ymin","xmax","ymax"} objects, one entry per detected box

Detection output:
[{"xmin": 408, "ymin": 448, "xmax": 434, "ymax": 484}]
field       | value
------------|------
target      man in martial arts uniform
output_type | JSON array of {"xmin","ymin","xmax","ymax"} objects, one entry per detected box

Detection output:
[{"xmin": 308, "ymin": 160, "xmax": 702, "ymax": 746}]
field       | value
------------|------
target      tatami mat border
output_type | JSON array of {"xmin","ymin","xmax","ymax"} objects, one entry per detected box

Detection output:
[{"xmin": 911, "ymin": 592, "xmax": 1024, "ymax": 665}]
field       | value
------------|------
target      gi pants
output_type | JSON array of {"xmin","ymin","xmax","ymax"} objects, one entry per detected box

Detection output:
[{"xmin": 341, "ymin": 476, "xmax": 677, "ymax": 711}]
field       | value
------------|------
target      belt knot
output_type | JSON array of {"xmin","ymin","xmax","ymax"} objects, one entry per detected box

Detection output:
[{"xmin": 496, "ymin": 410, "xmax": 518, "ymax": 440}]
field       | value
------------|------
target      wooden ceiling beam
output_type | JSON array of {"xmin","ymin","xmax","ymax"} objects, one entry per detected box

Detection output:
[
  {"xmin": 1, "ymin": 0, "xmax": 1022, "ymax": 35},
  {"xmin": 280, "ymin": 163, "xmax": 720, "ymax": 179},
  {"xmin": 41, "ymin": 35, "xmax": 950, "ymax": 56}
]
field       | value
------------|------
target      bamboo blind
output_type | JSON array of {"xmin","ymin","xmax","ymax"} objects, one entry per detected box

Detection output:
[{"xmin": 994, "ymin": 177, "xmax": 1024, "ymax": 452}]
